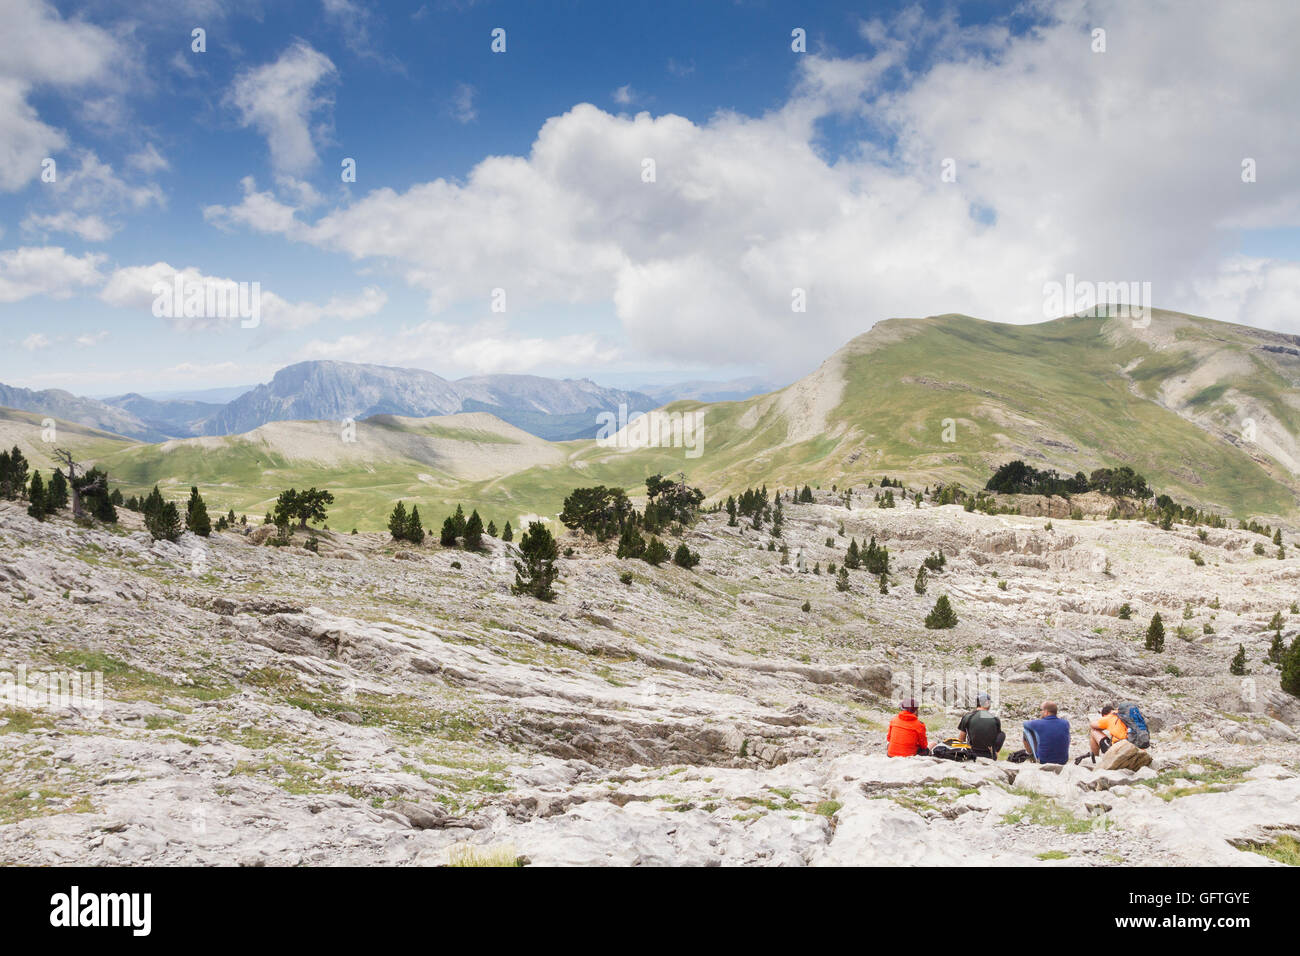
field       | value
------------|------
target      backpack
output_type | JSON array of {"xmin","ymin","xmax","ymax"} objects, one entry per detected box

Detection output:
[
  {"xmin": 932, "ymin": 739, "xmax": 976, "ymax": 762},
  {"xmin": 1115, "ymin": 701, "xmax": 1150, "ymax": 749}
]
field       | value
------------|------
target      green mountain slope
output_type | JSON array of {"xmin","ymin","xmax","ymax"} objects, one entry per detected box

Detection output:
[{"xmin": 30, "ymin": 309, "xmax": 1298, "ymax": 530}]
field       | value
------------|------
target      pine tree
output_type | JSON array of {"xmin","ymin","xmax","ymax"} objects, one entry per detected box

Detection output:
[
  {"xmin": 726, "ymin": 495, "xmax": 737, "ymax": 526},
  {"xmin": 1282, "ymin": 637, "xmax": 1300, "ymax": 699},
  {"xmin": 501, "ymin": 521, "xmax": 513, "ymax": 542},
  {"xmin": 47, "ymin": 468, "xmax": 68, "ymax": 512},
  {"xmin": 1268, "ymin": 631, "xmax": 1286, "ymax": 664},
  {"xmin": 512, "ymin": 521, "xmax": 558, "ymax": 601},
  {"xmin": 440, "ymin": 515, "xmax": 458, "ymax": 547},
  {"xmin": 147, "ymin": 500, "xmax": 183, "ymax": 542},
  {"xmin": 463, "ymin": 510, "xmax": 484, "ymax": 550},
  {"xmin": 26, "ymin": 470, "xmax": 46, "ymax": 521},
  {"xmin": 1145, "ymin": 612, "xmax": 1166, "ymax": 652},
  {"xmin": 1230, "ymin": 645, "xmax": 1247, "ymax": 676},
  {"xmin": 616, "ymin": 526, "xmax": 645, "ymax": 560},
  {"xmin": 914, "ymin": 564, "xmax": 928, "ymax": 594},
  {"xmin": 878, "ymin": 572, "xmax": 889, "ymax": 594},
  {"xmin": 835, "ymin": 566, "xmax": 850, "ymax": 592},
  {"xmin": 451, "ymin": 504, "xmax": 467, "ymax": 538},
  {"xmin": 924, "ymin": 595, "xmax": 958, "ymax": 629},
  {"xmin": 487, "ymin": 520, "xmax": 498, "ymax": 537},
  {"xmin": 227, "ymin": 509, "xmax": 236, "ymax": 526},
  {"xmin": 406, "ymin": 506, "xmax": 425, "ymax": 544},
  {"xmin": 844, "ymin": 538, "xmax": 861, "ymax": 570},
  {"xmin": 144, "ymin": 485, "xmax": 165, "ymax": 520},
  {"xmin": 388, "ymin": 502, "xmax": 409, "ymax": 540},
  {"xmin": 185, "ymin": 487, "xmax": 211, "ymax": 537},
  {"xmin": 643, "ymin": 537, "xmax": 670, "ymax": 566}
]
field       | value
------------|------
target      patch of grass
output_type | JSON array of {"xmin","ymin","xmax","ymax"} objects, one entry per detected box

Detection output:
[
  {"xmin": 1036, "ymin": 849, "xmax": 1069, "ymax": 860},
  {"xmin": 1002, "ymin": 791, "xmax": 1105, "ymax": 833},
  {"xmin": 1236, "ymin": 834, "xmax": 1300, "ymax": 866},
  {"xmin": 814, "ymin": 800, "xmax": 842, "ymax": 817},
  {"xmin": 446, "ymin": 843, "xmax": 525, "ymax": 867},
  {"xmin": 0, "ymin": 707, "xmax": 59, "ymax": 735}
]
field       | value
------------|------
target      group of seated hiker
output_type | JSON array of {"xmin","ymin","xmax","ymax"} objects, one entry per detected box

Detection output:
[{"xmin": 885, "ymin": 698, "xmax": 1146, "ymax": 764}]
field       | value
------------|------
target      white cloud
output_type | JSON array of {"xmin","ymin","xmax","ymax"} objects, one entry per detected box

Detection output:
[
  {"xmin": 21, "ymin": 211, "xmax": 115, "ymax": 242},
  {"xmin": 0, "ymin": 0, "xmax": 122, "ymax": 192},
  {"xmin": 612, "ymin": 85, "xmax": 637, "ymax": 106},
  {"xmin": 0, "ymin": 245, "xmax": 104, "ymax": 302},
  {"xmin": 450, "ymin": 83, "xmax": 476, "ymax": 124},
  {"xmin": 74, "ymin": 329, "xmax": 110, "ymax": 347},
  {"xmin": 21, "ymin": 150, "xmax": 164, "ymax": 241},
  {"xmin": 229, "ymin": 41, "xmax": 337, "ymax": 175},
  {"xmin": 127, "ymin": 143, "xmax": 169, "ymax": 174},
  {"xmin": 299, "ymin": 320, "xmax": 617, "ymax": 374},
  {"xmin": 99, "ymin": 261, "xmax": 387, "ymax": 331},
  {"xmin": 22, "ymin": 332, "xmax": 51, "ymax": 350},
  {"xmin": 208, "ymin": 1, "xmax": 1300, "ymax": 373}
]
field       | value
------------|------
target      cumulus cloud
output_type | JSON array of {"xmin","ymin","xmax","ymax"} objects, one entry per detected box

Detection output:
[
  {"xmin": 229, "ymin": 41, "xmax": 337, "ymax": 176},
  {"xmin": 21, "ymin": 150, "xmax": 164, "ymax": 241},
  {"xmin": 99, "ymin": 261, "xmax": 386, "ymax": 331},
  {"xmin": 209, "ymin": 0, "xmax": 1300, "ymax": 374},
  {"xmin": 0, "ymin": 245, "xmax": 105, "ymax": 302},
  {"xmin": 0, "ymin": 0, "xmax": 122, "ymax": 191}
]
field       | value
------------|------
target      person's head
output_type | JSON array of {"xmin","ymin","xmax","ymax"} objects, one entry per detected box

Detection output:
[
  {"xmin": 1041, "ymin": 700, "xmax": 1058, "ymax": 717},
  {"xmin": 1100, "ymin": 703, "xmax": 1115, "ymax": 716},
  {"xmin": 976, "ymin": 692, "xmax": 992, "ymax": 710},
  {"xmin": 901, "ymin": 697, "xmax": 918, "ymax": 714}
]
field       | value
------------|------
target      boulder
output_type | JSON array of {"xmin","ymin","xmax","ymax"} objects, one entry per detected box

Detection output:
[{"xmin": 1097, "ymin": 739, "xmax": 1153, "ymax": 771}]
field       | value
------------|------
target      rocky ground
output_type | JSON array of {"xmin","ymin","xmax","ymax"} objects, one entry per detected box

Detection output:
[{"xmin": 1, "ymin": 491, "xmax": 1299, "ymax": 866}]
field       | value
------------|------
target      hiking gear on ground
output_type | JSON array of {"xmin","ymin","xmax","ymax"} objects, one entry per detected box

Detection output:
[
  {"xmin": 1008, "ymin": 749, "xmax": 1032, "ymax": 763},
  {"xmin": 1115, "ymin": 701, "xmax": 1150, "ymax": 749}
]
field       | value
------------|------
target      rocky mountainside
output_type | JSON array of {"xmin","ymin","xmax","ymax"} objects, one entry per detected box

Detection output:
[
  {"xmin": 0, "ymin": 384, "xmax": 164, "ymax": 443},
  {"xmin": 1, "ymin": 489, "xmax": 1297, "ymax": 865}
]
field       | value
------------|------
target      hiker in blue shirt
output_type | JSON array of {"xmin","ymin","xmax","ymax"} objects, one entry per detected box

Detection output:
[{"xmin": 1021, "ymin": 700, "xmax": 1070, "ymax": 765}]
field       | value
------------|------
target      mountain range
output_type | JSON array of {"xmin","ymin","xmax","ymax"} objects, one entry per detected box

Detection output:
[
  {"xmin": 0, "ymin": 362, "xmax": 673, "ymax": 443},
  {"xmin": 3, "ymin": 309, "xmax": 1298, "ymax": 530}
]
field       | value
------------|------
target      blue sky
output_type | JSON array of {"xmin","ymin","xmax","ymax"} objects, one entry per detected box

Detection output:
[{"xmin": 2, "ymin": 0, "xmax": 1298, "ymax": 396}]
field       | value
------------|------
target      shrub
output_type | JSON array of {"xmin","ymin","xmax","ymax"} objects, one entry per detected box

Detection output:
[
  {"xmin": 1028, "ymin": 658, "xmax": 1045, "ymax": 673},
  {"xmin": 672, "ymin": 543, "xmax": 700, "ymax": 569},
  {"xmin": 619, "ymin": 571, "xmax": 633, "ymax": 585},
  {"xmin": 1230, "ymin": 645, "xmax": 1247, "ymax": 676},
  {"xmin": 980, "ymin": 655, "xmax": 995, "ymax": 669},
  {"xmin": 801, "ymin": 600, "xmax": 811, "ymax": 612},
  {"xmin": 835, "ymin": 567, "xmax": 850, "ymax": 592}
]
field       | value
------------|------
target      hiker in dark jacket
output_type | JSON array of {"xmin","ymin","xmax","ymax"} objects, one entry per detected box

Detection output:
[{"xmin": 957, "ymin": 692, "xmax": 1006, "ymax": 759}]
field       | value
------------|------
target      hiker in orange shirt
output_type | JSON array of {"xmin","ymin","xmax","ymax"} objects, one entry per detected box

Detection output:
[
  {"xmin": 1080, "ymin": 703, "xmax": 1128, "ymax": 764},
  {"xmin": 887, "ymin": 698, "xmax": 931, "ymax": 756}
]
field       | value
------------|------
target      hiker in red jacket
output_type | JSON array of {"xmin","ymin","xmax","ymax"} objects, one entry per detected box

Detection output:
[{"xmin": 887, "ymin": 698, "xmax": 931, "ymax": 756}]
